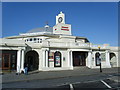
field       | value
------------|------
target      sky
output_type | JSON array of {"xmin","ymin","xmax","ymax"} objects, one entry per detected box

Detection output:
[{"xmin": 2, "ymin": 2, "xmax": 118, "ymax": 46}]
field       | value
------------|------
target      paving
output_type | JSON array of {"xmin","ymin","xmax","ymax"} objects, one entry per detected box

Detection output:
[{"xmin": 1, "ymin": 67, "xmax": 119, "ymax": 84}]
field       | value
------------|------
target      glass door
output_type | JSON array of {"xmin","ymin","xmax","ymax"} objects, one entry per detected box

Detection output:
[{"xmin": 2, "ymin": 54, "xmax": 10, "ymax": 69}]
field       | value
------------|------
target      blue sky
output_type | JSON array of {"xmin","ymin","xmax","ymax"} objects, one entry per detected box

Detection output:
[{"xmin": 2, "ymin": 2, "xmax": 118, "ymax": 46}]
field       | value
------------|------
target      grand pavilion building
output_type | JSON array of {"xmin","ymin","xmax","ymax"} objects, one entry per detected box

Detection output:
[{"xmin": 0, "ymin": 12, "xmax": 119, "ymax": 73}]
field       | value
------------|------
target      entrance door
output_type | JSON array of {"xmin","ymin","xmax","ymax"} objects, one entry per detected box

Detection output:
[
  {"xmin": 25, "ymin": 51, "xmax": 39, "ymax": 71},
  {"xmin": 28, "ymin": 56, "xmax": 34, "ymax": 71},
  {"xmin": 73, "ymin": 52, "xmax": 87, "ymax": 66},
  {"xmin": 79, "ymin": 53, "xmax": 86, "ymax": 66},
  {"xmin": 2, "ymin": 54, "xmax": 10, "ymax": 69},
  {"xmin": 73, "ymin": 53, "xmax": 80, "ymax": 66}
]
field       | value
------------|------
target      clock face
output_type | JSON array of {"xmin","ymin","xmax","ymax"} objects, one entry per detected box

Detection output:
[{"xmin": 58, "ymin": 17, "xmax": 63, "ymax": 23}]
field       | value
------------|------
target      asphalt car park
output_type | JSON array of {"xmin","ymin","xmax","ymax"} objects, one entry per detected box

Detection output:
[
  {"xmin": 56, "ymin": 78, "xmax": 119, "ymax": 90},
  {"xmin": 2, "ymin": 67, "xmax": 119, "ymax": 89}
]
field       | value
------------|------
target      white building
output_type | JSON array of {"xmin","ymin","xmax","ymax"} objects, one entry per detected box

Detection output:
[{"xmin": 0, "ymin": 12, "xmax": 119, "ymax": 73}]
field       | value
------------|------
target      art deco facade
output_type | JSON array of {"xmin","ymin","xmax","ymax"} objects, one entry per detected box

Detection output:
[{"xmin": 0, "ymin": 12, "xmax": 119, "ymax": 73}]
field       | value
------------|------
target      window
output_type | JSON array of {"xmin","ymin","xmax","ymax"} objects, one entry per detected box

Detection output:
[
  {"xmin": 54, "ymin": 51, "xmax": 61, "ymax": 67},
  {"xmin": 30, "ymin": 38, "xmax": 32, "ymax": 41},
  {"xmin": 34, "ymin": 38, "xmax": 36, "ymax": 41},
  {"xmin": 95, "ymin": 52, "xmax": 100, "ymax": 66},
  {"xmin": 101, "ymin": 53, "xmax": 106, "ymax": 61},
  {"xmin": 25, "ymin": 38, "xmax": 42, "ymax": 43}
]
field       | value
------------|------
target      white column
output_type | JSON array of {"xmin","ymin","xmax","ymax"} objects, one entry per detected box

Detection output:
[
  {"xmin": 38, "ymin": 50, "xmax": 42, "ymax": 70},
  {"xmin": 42, "ymin": 50, "xmax": 45, "ymax": 68},
  {"xmin": 88, "ymin": 51, "xmax": 92, "ymax": 68},
  {"xmin": 67, "ymin": 50, "xmax": 70, "ymax": 67},
  {"xmin": 70, "ymin": 51, "xmax": 73, "ymax": 67},
  {"xmin": 117, "ymin": 52, "xmax": 120, "ymax": 67},
  {"xmin": 45, "ymin": 50, "xmax": 48, "ymax": 67},
  {"xmin": 21, "ymin": 50, "xmax": 24, "ymax": 72},
  {"xmin": 106, "ymin": 50, "xmax": 111, "ymax": 68},
  {"xmin": 93, "ymin": 52, "xmax": 95, "ymax": 67},
  {"xmin": 17, "ymin": 50, "xmax": 21, "ymax": 73}
]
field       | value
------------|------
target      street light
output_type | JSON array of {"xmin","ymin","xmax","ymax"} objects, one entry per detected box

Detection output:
[{"xmin": 98, "ymin": 46, "xmax": 102, "ymax": 72}]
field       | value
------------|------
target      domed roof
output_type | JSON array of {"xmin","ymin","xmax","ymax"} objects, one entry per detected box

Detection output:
[{"xmin": 27, "ymin": 26, "xmax": 53, "ymax": 33}]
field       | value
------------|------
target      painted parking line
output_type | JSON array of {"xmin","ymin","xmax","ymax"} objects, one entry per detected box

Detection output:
[
  {"xmin": 70, "ymin": 84, "xmax": 74, "ymax": 90},
  {"xmin": 101, "ymin": 80, "xmax": 112, "ymax": 89}
]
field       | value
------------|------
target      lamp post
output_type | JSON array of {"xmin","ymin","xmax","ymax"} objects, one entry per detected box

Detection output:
[{"xmin": 98, "ymin": 46, "xmax": 102, "ymax": 72}]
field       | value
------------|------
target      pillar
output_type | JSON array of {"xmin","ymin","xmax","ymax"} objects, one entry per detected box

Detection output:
[
  {"xmin": 106, "ymin": 50, "xmax": 111, "ymax": 68},
  {"xmin": 67, "ymin": 50, "xmax": 70, "ymax": 67},
  {"xmin": 93, "ymin": 52, "xmax": 96, "ymax": 67},
  {"xmin": 38, "ymin": 50, "xmax": 42, "ymax": 70},
  {"xmin": 17, "ymin": 50, "xmax": 21, "ymax": 73},
  {"xmin": 45, "ymin": 50, "xmax": 48, "ymax": 67},
  {"xmin": 117, "ymin": 52, "xmax": 119, "ymax": 67},
  {"xmin": 21, "ymin": 50, "xmax": 24, "ymax": 72},
  {"xmin": 70, "ymin": 51, "xmax": 73, "ymax": 67},
  {"xmin": 42, "ymin": 50, "xmax": 45, "ymax": 68},
  {"xmin": 88, "ymin": 51, "xmax": 92, "ymax": 68}
]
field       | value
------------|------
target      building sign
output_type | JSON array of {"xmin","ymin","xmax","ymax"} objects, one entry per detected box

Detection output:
[
  {"xmin": 49, "ymin": 52, "xmax": 54, "ymax": 62},
  {"xmin": 61, "ymin": 26, "xmax": 69, "ymax": 31}
]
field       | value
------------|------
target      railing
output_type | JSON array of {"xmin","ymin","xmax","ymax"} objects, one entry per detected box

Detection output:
[
  {"xmin": 6, "ymin": 37, "xmax": 108, "ymax": 49},
  {"xmin": 41, "ymin": 41, "xmax": 90, "ymax": 48},
  {"xmin": 41, "ymin": 41, "xmax": 109, "ymax": 49},
  {"xmin": 69, "ymin": 42, "xmax": 90, "ymax": 48},
  {"xmin": 90, "ymin": 43, "xmax": 110, "ymax": 49},
  {"xmin": 0, "ymin": 38, "xmax": 25, "ymax": 46},
  {"xmin": 0, "ymin": 38, "xmax": 110, "ymax": 49}
]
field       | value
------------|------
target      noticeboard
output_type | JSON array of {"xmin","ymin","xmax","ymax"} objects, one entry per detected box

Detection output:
[
  {"xmin": 55, "ymin": 56, "xmax": 61, "ymax": 66},
  {"xmin": 49, "ymin": 52, "xmax": 54, "ymax": 62}
]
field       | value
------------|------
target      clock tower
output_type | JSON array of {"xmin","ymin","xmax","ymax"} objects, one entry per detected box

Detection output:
[
  {"xmin": 56, "ymin": 11, "xmax": 65, "ymax": 24},
  {"xmin": 53, "ymin": 11, "xmax": 71, "ymax": 35}
]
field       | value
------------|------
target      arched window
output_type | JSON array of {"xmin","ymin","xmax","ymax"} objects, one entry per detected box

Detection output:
[
  {"xmin": 110, "ymin": 53, "xmax": 117, "ymax": 67},
  {"xmin": 95, "ymin": 52, "xmax": 100, "ymax": 66},
  {"xmin": 54, "ymin": 51, "xmax": 61, "ymax": 67}
]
